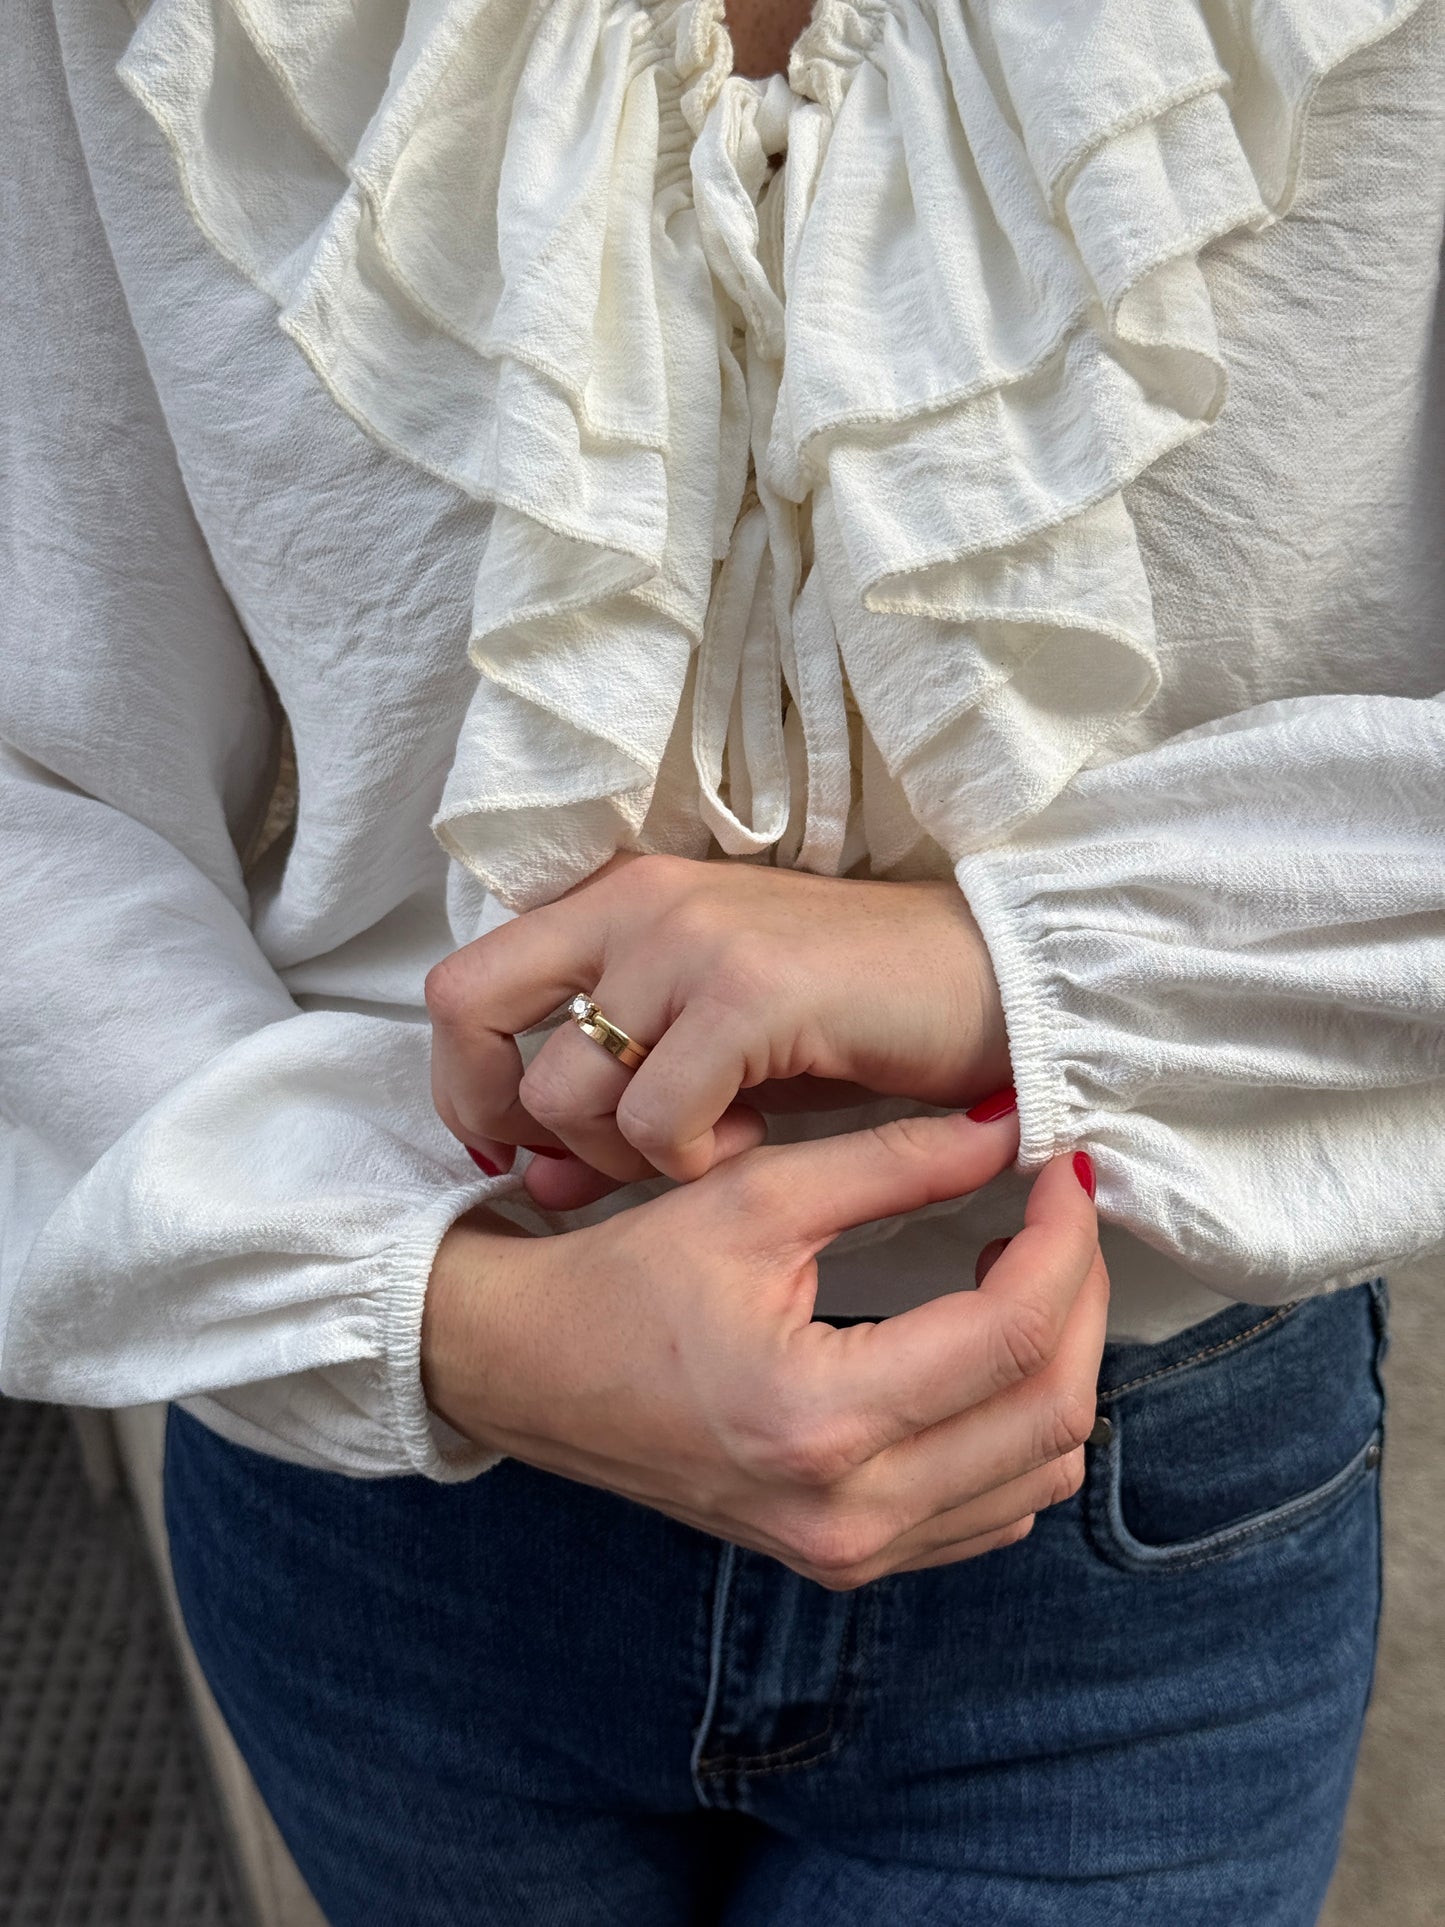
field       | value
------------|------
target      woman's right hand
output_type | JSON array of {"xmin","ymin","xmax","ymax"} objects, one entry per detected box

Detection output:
[{"xmin": 422, "ymin": 1110, "xmax": 1107, "ymax": 1590}]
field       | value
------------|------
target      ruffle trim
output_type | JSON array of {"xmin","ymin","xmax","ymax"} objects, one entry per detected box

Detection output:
[{"xmin": 118, "ymin": 0, "xmax": 1423, "ymax": 909}]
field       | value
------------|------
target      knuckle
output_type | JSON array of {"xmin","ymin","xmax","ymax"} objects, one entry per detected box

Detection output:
[
  {"xmin": 993, "ymin": 1296, "xmax": 1058, "ymax": 1387},
  {"xmin": 661, "ymin": 886, "xmax": 726, "ymax": 950},
  {"xmin": 624, "ymin": 852, "xmax": 689, "ymax": 900},
  {"xmin": 865, "ymin": 1114, "xmax": 941, "ymax": 1164},
  {"xmin": 781, "ymin": 1512, "xmax": 883, "ymax": 1588},
  {"xmin": 423, "ymin": 955, "xmax": 472, "ymax": 1029},
  {"xmin": 1046, "ymin": 1449, "xmax": 1086, "ymax": 1509},
  {"xmin": 808, "ymin": 1565, "xmax": 871, "ymax": 1594},
  {"xmin": 1040, "ymin": 1389, "xmax": 1096, "ymax": 1463},
  {"xmin": 613, "ymin": 1087, "xmax": 677, "ymax": 1160},
  {"xmin": 517, "ymin": 1059, "xmax": 582, "ymax": 1130},
  {"xmin": 447, "ymin": 1103, "xmax": 491, "ymax": 1144},
  {"xmin": 763, "ymin": 1419, "xmax": 850, "ymax": 1490},
  {"xmin": 430, "ymin": 1079, "xmax": 467, "ymax": 1142}
]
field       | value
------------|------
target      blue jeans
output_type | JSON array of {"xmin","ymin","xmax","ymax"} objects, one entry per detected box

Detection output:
[{"xmin": 164, "ymin": 1282, "xmax": 1388, "ymax": 1926}]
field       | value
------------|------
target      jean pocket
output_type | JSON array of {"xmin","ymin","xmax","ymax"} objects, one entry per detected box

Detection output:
[{"xmin": 1083, "ymin": 1282, "xmax": 1387, "ymax": 1577}]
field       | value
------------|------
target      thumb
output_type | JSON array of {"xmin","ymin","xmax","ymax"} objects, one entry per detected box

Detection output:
[{"xmin": 731, "ymin": 1108, "xmax": 1021, "ymax": 1260}]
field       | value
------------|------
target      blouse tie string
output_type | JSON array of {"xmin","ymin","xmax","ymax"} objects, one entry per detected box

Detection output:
[{"xmin": 685, "ymin": 57, "xmax": 854, "ymax": 874}]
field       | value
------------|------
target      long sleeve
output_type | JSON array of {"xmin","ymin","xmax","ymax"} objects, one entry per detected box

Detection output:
[
  {"xmin": 0, "ymin": 2, "xmax": 499, "ymax": 1480},
  {"xmin": 956, "ymin": 692, "xmax": 1445, "ymax": 1297}
]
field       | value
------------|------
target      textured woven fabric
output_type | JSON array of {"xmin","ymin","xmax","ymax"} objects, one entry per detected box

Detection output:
[
  {"xmin": 0, "ymin": 0, "xmax": 1442, "ymax": 1480},
  {"xmin": 114, "ymin": 0, "xmax": 1431, "ymax": 909}
]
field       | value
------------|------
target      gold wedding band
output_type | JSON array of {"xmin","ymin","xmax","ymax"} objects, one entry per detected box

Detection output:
[{"xmin": 568, "ymin": 993, "xmax": 651, "ymax": 1072}]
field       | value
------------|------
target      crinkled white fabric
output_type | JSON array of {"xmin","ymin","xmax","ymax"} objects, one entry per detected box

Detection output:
[
  {"xmin": 958, "ymin": 693, "xmax": 1445, "ymax": 1295},
  {"xmin": 2, "ymin": 0, "xmax": 1443, "ymax": 1480},
  {"xmin": 0, "ymin": 0, "xmax": 508, "ymax": 1481},
  {"xmin": 114, "ymin": 0, "xmax": 1425, "ymax": 910}
]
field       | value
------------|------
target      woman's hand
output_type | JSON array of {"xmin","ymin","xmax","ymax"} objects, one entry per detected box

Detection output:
[
  {"xmin": 426, "ymin": 854, "xmax": 1009, "ymax": 1207},
  {"xmin": 423, "ymin": 1111, "xmax": 1106, "ymax": 1590}
]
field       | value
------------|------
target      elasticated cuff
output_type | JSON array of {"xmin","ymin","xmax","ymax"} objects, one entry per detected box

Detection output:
[
  {"xmin": 955, "ymin": 849, "xmax": 1078, "ymax": 1171},
  {"xmin": 380, "ymin": 1175, "xmax": 517, "ymax": 1484}
]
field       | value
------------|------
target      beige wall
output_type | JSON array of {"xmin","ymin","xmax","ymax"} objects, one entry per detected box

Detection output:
[{"xmin": 1323, "ymin": 1264, "xmax": 1445, "ymax": 1924}]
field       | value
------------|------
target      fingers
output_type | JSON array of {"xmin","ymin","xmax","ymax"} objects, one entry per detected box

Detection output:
[
  {"xmin": 741, "ymin": 1226, "xmax": 1108, "ymax": 1591},
  {"xmin": 522, "ymin": 1103, "xmax": 769, "ymax": 1211},
  {"xmin": 516, "ymin": 983, "xmax": 811, "ymax": 1185},
  {"xmin": 726, "ymin": 1109, "xmax": 1022, "ymax": 1267},
  {"xmin": 424, "ymin": 906, "xmax": 608, "ymax": 1153},
  {"xmin": 610, "ymin": 999, "xmax": 761, "ymax": 1181},
  {"xmin": 515, "ymin": 982, "xmax": 826, "ymax": 1185},
  {"xmin": 792, "ymin": 1150, "xmax": 1099, "ymax": 1457},
  {"xmin": 518, "ymin": 969, "xmax": 757, "ymax": 1181},
  {"xmin": 757, "ymin": 1444, "xmax": 1087, "ymax": 1590},
  {"xmin": 852, "ymin": 1447, "xmax": 1084, "ymax": 1580},
  {"xmin": 884, "ymin": 1516, "xmax": 1037, "ymax": 1576},
  {"xmin": 516, "ymin": 1012, "xmax": 656, "ymax": 1181},
  {"xmin": 517, "ymin": 1156, "xmax": 629, "ymax": 1213},
  {"xmin": 852, "ymin": 1242, "xmax": 1109, "ymax": 1521}
]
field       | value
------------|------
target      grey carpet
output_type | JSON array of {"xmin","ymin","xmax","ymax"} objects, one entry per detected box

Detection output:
[{"xmin": 0, "ymin": 1396, "xmax": 245, "ymax": 1927}]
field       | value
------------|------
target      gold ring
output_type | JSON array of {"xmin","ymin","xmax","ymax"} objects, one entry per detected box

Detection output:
[{"xmin": 568, "ymin": 993, "xmax": 651, "ymax": 1071}]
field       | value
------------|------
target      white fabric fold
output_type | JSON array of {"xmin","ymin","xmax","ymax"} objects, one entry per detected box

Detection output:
[
  {"xmin": 7, "ymin": 0, "xmax": 1443, "ymax": 1481},
  {"xmin": 117, "ymin": 0, "xmax": 1425, "ymax": 910},
  {"xmin": 955, "ymin": 692, "xmax": 1445, "ymax": 1296}
]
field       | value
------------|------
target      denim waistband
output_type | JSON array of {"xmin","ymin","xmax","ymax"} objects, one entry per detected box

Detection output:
[{"xmin": 1097, "ymin": 1278, "xmax": 1387, "ymax": 1402}]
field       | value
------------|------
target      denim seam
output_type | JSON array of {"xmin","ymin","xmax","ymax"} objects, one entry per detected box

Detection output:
[
  {"xmin": 1119, "ymin": 1446, "xmax": 1380, "ymax": 1575},
  {"xmin": 694, "ymin": 1660, "xmax": 847, "ymax": 1778},
  {"xmin": 695, "ymin": 1584, "xmax": 871, "ymax": 1781},
  {"xmin": 1091, "ymin": 1427, "xmax": 1382, "ymax": 1576},
  {"xmin": 696, "ymin": 1720, "xmax": 846, "ymax": 1777},
  {"xmin": 689, "ymin": 1542, "xmax": 737, "ymax": 1805},
  {"xmin": 1101, "ymin": 1303, "xmax": 1301, "ymax": 1402}
]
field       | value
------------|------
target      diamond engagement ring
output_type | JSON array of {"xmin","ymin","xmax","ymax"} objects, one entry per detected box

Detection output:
[{"xmin": 567, "ymin": 994, "xmax": 652, "ymax": 1071}]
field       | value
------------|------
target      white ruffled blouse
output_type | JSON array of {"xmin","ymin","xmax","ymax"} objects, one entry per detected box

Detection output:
[
  {"xmin": 2, "ymin": 0, "xmax": 1443, "ymax": 1479},
  {"xmin": 115, "ymin": 0, "xmax": 1426, "ymax": 908}
]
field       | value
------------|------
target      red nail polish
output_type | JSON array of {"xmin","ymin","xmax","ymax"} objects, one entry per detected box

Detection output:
[
  {"xmin": 525, "ymin": 1145, "xmax": 568, "ymax": 1160},
  {"xmin": 1073, "ymin": 1150, "xmax": 1096, "ymax": 1200},
  {"xmin": 965, "ymin": 1085, "xmax": 1017, "ymax": 1123},
  {"xmin": 467, "ymin": 1147, "xmax": 502, "ymax": 1177}
]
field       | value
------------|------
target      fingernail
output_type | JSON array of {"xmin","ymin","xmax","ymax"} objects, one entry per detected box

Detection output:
[
  {"xmin": 525, "ymin": 1144, "xmax": 569, "ymax": 1161},
  {"xmin": 965, "ymin": 1084, "xmax": 1017, "ymax": 1123},
  {"xmin": 467, "ymin": 1147, "xmax": 502, "ymax": 1177},
  {"xmin": 1073, "ymin": 1150, "xmax": 1096, "ymax": 1200}
]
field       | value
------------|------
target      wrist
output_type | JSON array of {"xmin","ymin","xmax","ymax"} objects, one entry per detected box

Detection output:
[
  {"xmin": 421, "ymin": 1208, "xmax": 537, "ymax": 1446},
  {"xmin": 963, "ymin": 921, "xmax": 1011, "ymax": 1096},
  {"xmin": 913, "ymin": 880, "xmax": 1011, "ymax": 1103}
]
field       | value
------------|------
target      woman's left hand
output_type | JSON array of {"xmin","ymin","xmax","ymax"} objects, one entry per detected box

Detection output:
[{"xmin": 426, "ymin": 853, "xmax": 1010, "ymax": 1209}]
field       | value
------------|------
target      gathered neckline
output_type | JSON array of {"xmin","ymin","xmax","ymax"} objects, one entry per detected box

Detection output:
[
  {"xmin": 633, "ymin": 0, "xmax": 892, "ymax": 127},
  {"xmin": 116, "ymin": 0, "xmax": 1426, "ymax": 911}
]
